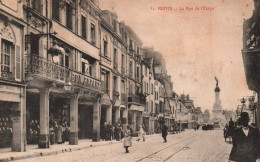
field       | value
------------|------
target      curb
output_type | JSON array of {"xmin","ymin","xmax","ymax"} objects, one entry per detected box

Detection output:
[{"xmin": 0, "ymin": 141, "xmax": 118, "ymax": 162}]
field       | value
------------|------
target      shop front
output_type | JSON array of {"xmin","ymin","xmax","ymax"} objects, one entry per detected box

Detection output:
[{"xmin": 0, "ymin": 84, "xmax": 26, "ymax": 151}]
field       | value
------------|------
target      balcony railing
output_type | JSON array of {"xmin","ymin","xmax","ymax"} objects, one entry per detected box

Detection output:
[
  {"xmin": 0, "ymin": 70, "xmax": 15, "ymax": 81},
  {"xmin": 26, "ymin": 54, "xmax": 101, "ymax": 90},
  {"xmin": 128, "ymin": 94, "xmax": 146, "ymax": 105}
]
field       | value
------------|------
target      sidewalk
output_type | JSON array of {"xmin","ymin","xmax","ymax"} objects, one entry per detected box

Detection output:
[{"xmin": 0, "ymin": 139, "xmax": 120, "ymax": 162}]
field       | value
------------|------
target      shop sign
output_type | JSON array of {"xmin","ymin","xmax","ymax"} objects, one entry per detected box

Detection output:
[
  {"xmin": 70, "ymin": 71, "xmax": 101, "ymax": 90},
  {"xmin": 0, "ymin": 85, "xmax": 20, "ymax": 94}
]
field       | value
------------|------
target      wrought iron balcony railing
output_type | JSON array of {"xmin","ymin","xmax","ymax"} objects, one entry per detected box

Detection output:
[
  {"xmin": 25, "ymin": 54, "xmax": 101, "ymax": 90},
  {"xmin": 128, "ymin": 94, "xmax": 146, "ymax": 105}
]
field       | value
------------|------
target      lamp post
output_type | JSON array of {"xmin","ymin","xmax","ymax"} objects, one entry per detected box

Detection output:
[{"xmin": 240, "ymin": 97, "xmax": 246, "ymax": 113}]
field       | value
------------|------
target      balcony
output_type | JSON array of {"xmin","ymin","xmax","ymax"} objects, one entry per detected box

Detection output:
[
  {"xmin": 0, "ymin": 71, "xmax": 15, "ymax": 82},
  {"xmin": 128, "ymin": 94, "xmax": 146, "ymax": 105},
  {"xmin": 25, "ymin": 54, "xmax": 101, "ymax": 90},
  {"xmin": 241, "ymin": 9, "xmax": 260, "ymax": 91}
]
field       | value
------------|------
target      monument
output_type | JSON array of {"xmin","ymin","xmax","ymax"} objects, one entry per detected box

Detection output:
[{"xmin": 210, "ymin": 77, "xmax": 226, "ymax": 128}]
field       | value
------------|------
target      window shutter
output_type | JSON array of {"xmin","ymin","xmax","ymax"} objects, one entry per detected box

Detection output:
[
  {"xmin": 11, "ymin": 45, "xmax": 15, "ymax": 77},
  {"xmin": 15, "ymin": 45, "xmax": 21, "ymax": 80}
]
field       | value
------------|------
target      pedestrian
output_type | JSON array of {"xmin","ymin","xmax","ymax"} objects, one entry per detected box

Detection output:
[
  {"xmin": 229, "ymin": 112, "xmax": 260, "ymax": 162},
  {"xmin": 162, "ymin": 121, "xmax": 168, "ymax": 143},
  {"xmin": 57, "ymin": 121, "xmax": 63, "ymax": 144},
  {"xmin": 137, "ymin": 125, "xmax": 145, "ymax": 142},
  {"xmin": 123, "ymin": 125, "xmax": 132, "ymax": 153},
  {"xmin": 223, "ymin": 124, "xmax": 228, "ymax": 142}
]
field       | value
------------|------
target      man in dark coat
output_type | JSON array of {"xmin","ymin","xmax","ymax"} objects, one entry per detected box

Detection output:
[
  {"xmin": 229, "ymin": 112, "xmax": 260, "ymax": 162},
  {"xmin": 162, "ymin": 122, "xmax": 168, "ymax": 143}
]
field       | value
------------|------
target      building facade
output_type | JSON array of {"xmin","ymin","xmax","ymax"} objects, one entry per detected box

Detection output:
[{"xmin": 0, "ymin": 0, "xmax": 191, "ymax": 151}]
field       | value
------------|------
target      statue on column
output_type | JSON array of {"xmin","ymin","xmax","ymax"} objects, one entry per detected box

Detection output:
[{"xmin": 215, "ymin": 77, "xmax": 219, "ymax": 87}]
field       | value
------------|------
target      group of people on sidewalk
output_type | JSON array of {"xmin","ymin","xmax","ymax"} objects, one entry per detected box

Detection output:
[
  {"xmin": 101, "ymin": 122, "xmax": 124, "ymax": 141},
  {"xmin": 27, "ymin": 120, "xmax": 70, "ymax": 145}
]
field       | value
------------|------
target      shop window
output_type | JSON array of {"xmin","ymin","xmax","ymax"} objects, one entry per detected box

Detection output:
[
  {"xmin": 52, "ymin": 0, "xmax": 60, "ymax": 21},
  {"xmin": 91, "ymin": 23, "xmax": 96, "ymax": 45},
  {"xmin": 66, "ymin": 3, "xmax": 73, "ymax": 30},
  {"xmin": 81, "ymin": 15, "xmax": 87, "ymax": 39}
]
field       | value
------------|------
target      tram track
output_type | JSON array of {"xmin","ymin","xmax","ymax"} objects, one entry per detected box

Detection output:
[{"xmin": 136, "ymin": 137, "xmax": 196, "ymax": 162}]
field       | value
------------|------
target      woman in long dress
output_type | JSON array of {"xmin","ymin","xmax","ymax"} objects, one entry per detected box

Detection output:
[
  {"xmin": 57, "ymin": 122, "xmax": 63, "ymax": 144},
  {"xmin": 123, "ymin": 125, "xmax": 132, "ymax": 153}
]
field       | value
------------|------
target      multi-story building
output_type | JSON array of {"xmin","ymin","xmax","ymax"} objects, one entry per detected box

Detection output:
[
  {"xmin": 0, "ymin": 0, "xmax": 183, "ymax": 151},
  {"xmin": 23, "ymin": 0, "xmax": 103, "ymax": 148},
  {"xmin": 143, "ymin": 48, "xmax": 175, "ymax": 129},
  {"xmin": 100, "ymin": 10, "xmax": 128, "ymax": 129},
  {"xmin": 121, "ymin": 23, "xmax": 146, "ymax": 134},
  {"xmin": 241, "ymin": 0, "xmax": 260, "ymax": 127},
  {"xmin": 0, "ymin": 0, "xmax": 26, "ymax": 151}
]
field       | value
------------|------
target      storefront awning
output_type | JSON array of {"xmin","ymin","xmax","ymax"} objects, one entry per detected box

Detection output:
[{"xmin": 130, "ymin": 105, "xmax": 145, "ymax": 112}]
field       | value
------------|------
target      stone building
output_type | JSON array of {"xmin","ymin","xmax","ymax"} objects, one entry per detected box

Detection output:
[
  {"xmin": 0, "ymin": 0, "xmax": 26, "ymax": 151},
  {"xmin": 241, "ymin": 0, "xmax": 260, "ymax": 127}
]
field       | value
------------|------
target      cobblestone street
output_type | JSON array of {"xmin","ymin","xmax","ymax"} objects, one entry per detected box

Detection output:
[{"xmin": 16, "ymin": 129, "xmax": 233, "ymax": 162}]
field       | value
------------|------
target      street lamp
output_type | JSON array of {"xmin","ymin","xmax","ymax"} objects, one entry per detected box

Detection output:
[
  {"xmin": 240, "ymin": 97, "xmax": 246, "ymax": 113},
  {"xmin": 48, "ymin": 40, "xmax": 64, "ymax": 64}
]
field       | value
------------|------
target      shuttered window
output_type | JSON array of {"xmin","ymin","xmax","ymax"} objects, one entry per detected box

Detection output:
[{"xmin": 15, "ymin": 45, "xmax": 21, "ymax": 80}]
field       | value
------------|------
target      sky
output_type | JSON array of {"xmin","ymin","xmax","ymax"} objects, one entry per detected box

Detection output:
[{"xmin": 99, "ymin": 0, "xmax": 255, "ymax": 112}]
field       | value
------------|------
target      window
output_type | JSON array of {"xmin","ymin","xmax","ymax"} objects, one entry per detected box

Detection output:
[
  {"xmin": 129, "ymin": 61, "xmax": 133, "ymax": 76},
  {"xmin": 121, "ymin": 54, "xmax": 124, "ymax": 68},
  {"xmin": 81, "ymin": 15, "xmax": 87, "ymax": 39},
  {"xmin": 146, "ymin": 83, "xmax": 148, "ymax": 93},
  {"xmin": 121, "ymin": 80, "xmax": 125, "ymax": 94},
  {"xmin": 113, "ymin": 48, "xmax": 117, "ymax": 63},
  {"xmin": 151, "ymin": 101, "xmax": 153, "ymax": 113},
  {"xmin": 129, "ymin": 39, "xmax": 133, "ymax": 50},
  {"xmin": 52, "ymin": 0, "xmax": 59, "ymax": 21},
  {"xmin": 136, "ymin": 66, "xmax": 139, "ymax": 81},
  {"xmin": 151, "ymin": 84, "xmax": 153, "ymax": 94},
  {"xmin": 113, "ymin": 19, "xmax": 117, "ymax": 32},
  {"xmin": 103, "ymin": 36, "xmax": 108, "ymax": 56},
  {"xmin": 113, "ymin": 76, "xmax": 117, "ymax": 91},
  {"xmin": 66, "ymin": 4, "xmax": 73, "ymax": 30},
  {"xmin": 137, "ymin": 47, "xmax": 140, "ymax": 55},
  {"xmin": 91, "ymin": 23, "xmax": 96, "ymax": 45},
  {"xmin": 145, "ymin": 67, "xmax": 147, "ymax": 76},
  {"xmin": 1, "ymin": 40, "xmax": 12, "ymax": 72},
  {"xmin": 31, "ymin": 0, "xmax": 41, "ymax": 13}
]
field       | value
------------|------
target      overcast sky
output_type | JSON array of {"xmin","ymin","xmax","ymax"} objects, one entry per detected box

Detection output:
[{"xmin": 99, "ymin": 0, "xmax": 255, "ymax": 112}]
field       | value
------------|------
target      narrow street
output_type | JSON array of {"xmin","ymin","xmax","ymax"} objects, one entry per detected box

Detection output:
[{"xmin": 17, "ymin": 129, "xmax": 232, "ymax": 162}]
